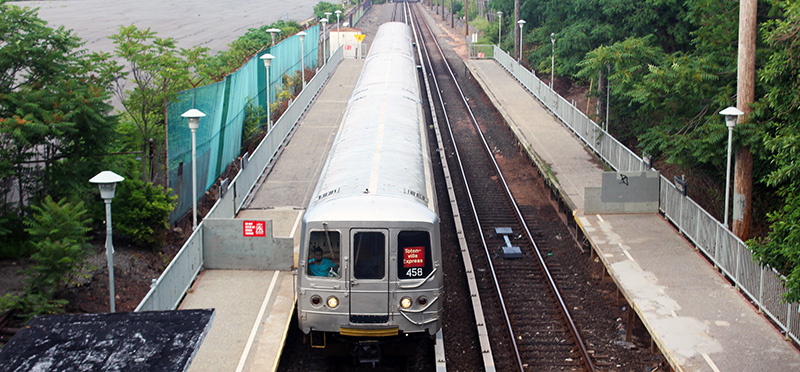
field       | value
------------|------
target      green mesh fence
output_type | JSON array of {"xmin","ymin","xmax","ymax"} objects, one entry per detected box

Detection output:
[{"xmin": 167, "ymin": 25, "xmax": 319, "ymax": 223}]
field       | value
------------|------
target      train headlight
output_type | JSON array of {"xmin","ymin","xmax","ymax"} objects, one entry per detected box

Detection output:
[
  {"xmin": 310, "ymin": 295, "xmax": 322, "ymax": 306},
  {"xmin": 417, "ymin": 296, "xmax": 428, "ymax": 306},
  {"xmin": 400, "ymin": 296, "xmax": 413, "ymax": 309},
  {"xmin": 326, "ymin": 296, "xmax": 339, "ymax": 308}
]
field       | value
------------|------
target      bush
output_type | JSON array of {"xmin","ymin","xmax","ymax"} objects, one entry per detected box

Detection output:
[
  {"xmin": 112, "ymin": 178, "xmax": 177, "ymax": 249},
  {"xmin": 1, "ymin": 293, "xmax": 67, "ymax": 323},
  {"xmin": 23, "ymin": 196, "xmax": 92, "ymax": 296}
]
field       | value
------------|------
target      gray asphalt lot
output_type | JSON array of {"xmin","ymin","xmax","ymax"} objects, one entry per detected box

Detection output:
[{"xmin": 15, "ymin": 0, "xmax": 321, "ymax": 54}]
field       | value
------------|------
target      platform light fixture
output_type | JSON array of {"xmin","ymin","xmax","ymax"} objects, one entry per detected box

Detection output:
[
  {"xmin": 719, "ymin": 106, "xmax": 744, "ymax": 228},
  {"xmin": 335, "ymin": 10, "xmax": 342, "ymax": 48},
  {"xmin": 320, "ymin": 18, "xmax": 329, "ymax": 62},
  {"xmin": 517, "ymin": 19, "xmax": 526, "ymax": 64},
  {"xmin": 550, "ymin": 33, "xmax": 556, "ymax": 89},
  {"xmin": 266, "ymin": 28, "xmax": 281, "ymax": 46},
  {"xmin": 260, "ymin": 53, "xmax": 275, "ymax": 131},
  {"xmin": 89, "ymin": 170, "xmax": 125, "ymax": 312},
  {"xmin": 298, "ymin": 31, "xmax": 307, "ymax": 89},
  {"xmin": 497, "ymin": 11, "xmax": 502, "ymax": 47},
  {"xmin": 182, "ymin": 109, "xmax": 206, "ymax": 231}
]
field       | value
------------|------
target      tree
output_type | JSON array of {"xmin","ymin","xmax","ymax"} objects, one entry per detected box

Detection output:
[
  {"xmin": 314, "ymin": 2, "xmax": 344, "ymax": 20},
  {"xmin": 24, "ymin": 195, "xmax": 92, "ymax": 298},
  {"xmin": 93, "ymin": 25, "xmax": 207, "ymax": 185},
  {"xmin": 0, "ymin": 1, "xmax": 116, "ymax": 243},
  {"xmin": 750, "ymin": 0, "xmax": 800, "ymax": 302}
]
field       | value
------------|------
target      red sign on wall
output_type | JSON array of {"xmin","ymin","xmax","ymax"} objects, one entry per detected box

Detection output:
[
  {"xmin": 403, "ymin": 246, "xmax": 425, "ymax": 268},
  {"xmin": 243, "ymin": 221, "xmax": 266, "ymax": 237}
]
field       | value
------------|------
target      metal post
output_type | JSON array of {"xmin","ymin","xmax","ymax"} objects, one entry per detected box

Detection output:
[
  {"xmin": 298, "ymin": 31, "xmax": 307, "ymax": 89},
  {"xmin": 725, "ymin": 124, "xmax": 734, "ymax": 228},
  {"xmin": 517, "ymin": 20, "xmax": 525, "ymax": 64},
  {"xmin": 550, "ymin": 33, "xmax": 555, "ymax": 89},
  {"xmin": 260, "ymin": 54, "xmax": 275, "ymax": 131},
  {"xmin": 104, "ymin": 199, "xmax": 115, "ymax": 312},
  {"xmin": 335, "ymin": 10, "xmax": 341, "ymax": 51},
  {"xmin": 190, "ymin": 126, "xmax": 198, "ymax": 230}
]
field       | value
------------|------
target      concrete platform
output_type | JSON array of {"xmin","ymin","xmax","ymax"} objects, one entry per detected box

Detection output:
[
  {"xmin": 464, "ymin": 58, "xmax": 800, "ymax": 371},
  {"xmin": 178, "ymin": 59, "xmax": 364, "ymax": 372}
]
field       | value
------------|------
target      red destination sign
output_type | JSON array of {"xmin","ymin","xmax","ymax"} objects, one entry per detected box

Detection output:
[
  {"xmin": 403, "ymin": 246, "xmax": 425, "ymax": 268},
  {"xmin": 243, "ymin": 221, "xmax": 266, "ymax": 237}
]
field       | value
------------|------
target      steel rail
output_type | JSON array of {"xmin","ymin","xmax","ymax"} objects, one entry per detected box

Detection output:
[
  {"xmin": 408, "ymin": 4, "xmax": 494, "ymax": 371},
  {"xmin": 412, "ymin": 4, "xmax": 596, "ymax": 372},
  {"xmin": 411, "ymin": 6, "xmax": 524, "ymax": 372}
]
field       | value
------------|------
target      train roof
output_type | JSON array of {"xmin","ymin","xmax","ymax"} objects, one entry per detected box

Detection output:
[
  {"xmin": 303, "ymin": 195, "xmax": 438, "ymax": 225},
  {"xmin": 308, "ymin": 22, "xmax": 434, "ymax": 213}
]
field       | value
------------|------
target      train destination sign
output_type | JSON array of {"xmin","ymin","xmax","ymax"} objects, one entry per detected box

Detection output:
[
  {"xmin": 403, "ymin": 246, "xmax": 425, "ymax": 268},
  {"xmin": 243, "ymin": 220, "xmax": 266, "ymax": 237}
]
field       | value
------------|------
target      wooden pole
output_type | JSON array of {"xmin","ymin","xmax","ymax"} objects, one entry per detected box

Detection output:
[{"xmin": 733, "ymin": 0, "xmax": 757, "ymax": 240}]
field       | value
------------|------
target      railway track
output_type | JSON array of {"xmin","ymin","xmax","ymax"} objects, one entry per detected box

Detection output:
[{"xmin": 410, "ymin": 4, "xmax": 596, "ymax": 371}]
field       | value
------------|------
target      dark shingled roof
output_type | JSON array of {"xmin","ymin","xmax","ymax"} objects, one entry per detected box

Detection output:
[{"xmin": 0, "ymin": 309, "xmax": 214, "ymax": 372}]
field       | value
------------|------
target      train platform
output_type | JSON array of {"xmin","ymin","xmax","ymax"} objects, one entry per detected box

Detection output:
[
  {"xmin": 177, "ymin": 58, "xmax": 365, "ymax": 372},
  {"xmin": 464, "ymin": 58, "xmax": 800, "ymax": 371}
]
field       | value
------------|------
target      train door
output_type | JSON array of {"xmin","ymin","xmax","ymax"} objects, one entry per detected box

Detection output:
[{"xmin": 349, "ymin": 229, "xmax": 389, "ymax": 324}]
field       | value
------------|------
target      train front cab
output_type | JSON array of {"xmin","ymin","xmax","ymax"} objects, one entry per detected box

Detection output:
[{"xmin": 297, "ymin": 219, "xmax": 442, "ymax": 362}]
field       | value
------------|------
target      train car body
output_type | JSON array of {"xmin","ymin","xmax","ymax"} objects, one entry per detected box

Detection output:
[{"xmin": 296, "ymin": 22, "xmax": 442, "ymax": 360}]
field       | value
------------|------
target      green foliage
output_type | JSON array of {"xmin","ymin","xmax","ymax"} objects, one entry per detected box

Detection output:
[
  {"xmin": 0, "ymin": 0, "xmax": 117, "ymax": 223},
  {"xmin": 749, "ymin": 0, "xmax": 800, "ymax": 302},
  {"xmin": 314, "ymin": 2, "xmax": 345, "ymax": 20},
  {"xmin": 242, "ymin": 97, "xmax": 268, "ymax": 152},
  {"xmin": 0, "ymin": 293, "xmax": 67, "ymax": 323},
  {"xmin": 23, "ymin": 196, "xmax": 92, "ymax": 296},
  {"xmin": 205, "ymin": 20, "xmax": 302, "ymax": 80},
  {"xmin": 112, "ymin": 178, "xmax": 177, "ymax": 249},
  {"xmin": 92, "ymin": 25, "xmax": 207, "ymax": 184}
]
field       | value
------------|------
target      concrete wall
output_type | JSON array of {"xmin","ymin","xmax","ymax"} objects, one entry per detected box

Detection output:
[
  {"xmin": 202, "ymin": 219, "xmax": 293, "ymax": 270},
  {"xmin": 585, "ymin": 171, "xmax": 660, "ymax": 214}
]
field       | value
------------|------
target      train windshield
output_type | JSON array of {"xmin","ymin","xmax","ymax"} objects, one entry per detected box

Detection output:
[
  {"xmin": 397, "ymin": 231, "xmax": 432, "ymax": 279},
  {"xmin": 307, "ymin": 231, "xmax": 341, "ymax": 278},
  {"xmin": 353, "ymin": 232, "xmax": 386, "ymax": 279}
]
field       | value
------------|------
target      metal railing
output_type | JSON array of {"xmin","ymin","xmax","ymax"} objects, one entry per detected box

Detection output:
[
  {"xmin": 476, "ymin": 44, "xmax": 799, "ymax": 344},
  {"xmin": 135, "ymin": 47, "xmax": 345, "ymax": 312}
]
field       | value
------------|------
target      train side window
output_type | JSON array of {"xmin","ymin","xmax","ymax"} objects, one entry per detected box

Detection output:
[
  {"xmin": 307, "ymin": 231, "xmax": 341, "ymax": 278},
  {"xmin": 397, "ymin": 231, "xmax": 432, "ymax": 279},
  {"xmin": 353, "ymin": 232, "xmax": 385, "ymax": 279}
]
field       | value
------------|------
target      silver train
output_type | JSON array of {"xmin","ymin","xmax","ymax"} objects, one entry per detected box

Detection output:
[{"xmin": 296, "ymin": 22, "xmax": 442, "ymax": 361}]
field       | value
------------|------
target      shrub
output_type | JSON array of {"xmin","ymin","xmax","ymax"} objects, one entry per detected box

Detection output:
[
  {"xmin": 113, "ymin": 178, "xmax": 177, "ymax": 249},
  {"xmin": 23, "ymin": 196, "xmax": 92, "ymax": 296}
]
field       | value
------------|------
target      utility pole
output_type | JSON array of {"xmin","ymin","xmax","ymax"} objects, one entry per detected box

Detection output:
[
  {"xmin": 733, "ymin": 0, "xmax": 757, "ymax": 239},
  {"xmin": 514, "ymin": 0, "xmax": 520, "ymax": 61},
  {"xmin": 451, "ymin": 0, "xmax": 454, "ymax": 29}
]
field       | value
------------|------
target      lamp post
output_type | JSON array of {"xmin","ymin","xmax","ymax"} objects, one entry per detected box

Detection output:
[
  {"xmin": 298, "ymin": 31, "xmax": 307, "ymax": 89},
  {"xmin": 497, "ymin": 11, "xmax": 502, "ymax": 47},
  {"xmin": 89, "ymin": 170, "xmax": 124, "ymax": 313},
  {"xmin": 335, "ymin": 10, "xmax": 342, "ymax": 50},
  {"xmin": 720, "ymin": 107, "xmax": 744, "ymax": 228},
  {"xmin": 517, "ymin": 19, "xmax": 526, "ymax": 64},
  {"xmin": 260, "ymin": 54, "xmax": 275, "ymax": 131},
  {"xmin": 266, "ymin": 28, "xmax": 281, "ymax": 46},
  {"xmin": 182, "ymin": 109, "xmax": 206, "ymax": 231},
  {"xmin": 320, "ymin": 18, "xmax": 329, "ymax": 62},
  {"xmin": 550, "ymin": 32, "xmax": 556, "ymax": 89}
]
